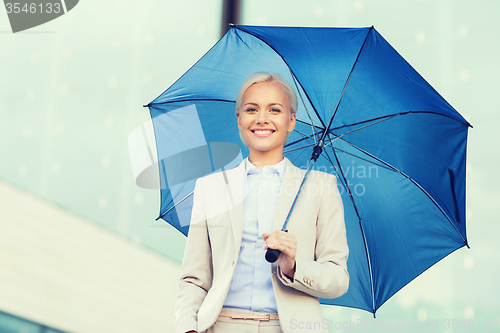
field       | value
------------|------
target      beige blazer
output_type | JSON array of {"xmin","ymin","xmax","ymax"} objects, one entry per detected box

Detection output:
[{"xmin": 174, "ymin": 158, "xmax": 349, "ymax": 333}]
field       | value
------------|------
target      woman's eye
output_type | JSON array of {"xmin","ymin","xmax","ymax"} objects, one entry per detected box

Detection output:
[
  {"xmin": 270, "ymin": 108, "xmax": 281, "ymax": 113},
  {"xmin": 245, "ymin": 108, "xmax": 257, "ymax": 113}
]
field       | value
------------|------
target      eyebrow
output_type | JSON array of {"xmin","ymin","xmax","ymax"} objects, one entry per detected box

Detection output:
[{"xmin": 243, "ymin": 103, "xmax": 284, "ymax": 107}]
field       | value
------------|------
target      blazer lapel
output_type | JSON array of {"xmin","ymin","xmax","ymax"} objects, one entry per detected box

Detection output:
[
  {"xmin": 222, "ymin": 160, "xmax": 246, "ymax": 251},
  {"xmin": 272, "ymin": 159, "xmax": 305, "ymax": 231}
]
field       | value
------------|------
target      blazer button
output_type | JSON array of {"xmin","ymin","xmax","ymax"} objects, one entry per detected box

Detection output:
[
  {"xmin": 310, "ymin": 280, "xmax": 314, "ymax": 287},
  {"xmin": 303, "ymin": 277, "xmax": 307, "ymax": 283}
]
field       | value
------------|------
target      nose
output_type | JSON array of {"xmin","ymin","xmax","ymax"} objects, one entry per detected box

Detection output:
[{"xmin": 256, "ymin": 110, "xmax": 269, "ymax": 124}]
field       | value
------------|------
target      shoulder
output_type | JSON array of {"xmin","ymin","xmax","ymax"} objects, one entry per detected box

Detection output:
[
  {"xmin": 309, "ymin": 169, "xmax": 337, "ymax": 181},
  {"xmin": 195, "ymin": 160, "xmax": 245, "ymax": 187},
  {"xmin": 196, "ymin": 171, "xmax": 224, "ymax": 186},
  {"xmin": 305, "ymin": 170, "xmax": 339, "ymax": 197},
  {"xmin": 286, "ymin": 159, "xmax": 337, "ymax": 181}
]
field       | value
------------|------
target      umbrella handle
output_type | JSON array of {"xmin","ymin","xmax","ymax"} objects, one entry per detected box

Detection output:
[
  {"xmin": 265, "ymin": 229, "xmax": 288, "ymax": 263},
  {"xmin": 265, "ymin": 248, "xmax": 281, "ymax": 263}
]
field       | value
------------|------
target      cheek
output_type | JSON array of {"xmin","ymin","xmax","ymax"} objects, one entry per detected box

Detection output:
[
  {"xmin": 238, "ymin": 119, "xmax": 247, "ymax": 130},
  {"xmin": 238, "ymin": 114, "xmax": 253, "ymax": 130}
]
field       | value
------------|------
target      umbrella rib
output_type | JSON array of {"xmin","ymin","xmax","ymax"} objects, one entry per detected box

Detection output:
[
  {"xmin": 338, "ymin": 138, "xmax": 402, "ymax": 172},
  {"xmin": 284, "ymin": 132, "xmax": 319, "ymax": 150},
  {"xmin": 290, "ymin": 69, "xmax": 320, "ymax": 144},
  {"xmin": 146, "ymin": 98, "xmax": 235, "ymax": 108},
  {"xmin": 283, "ymin": 143, "xmax": 315, "ymax": 154},
  {"xmin": 286, "ymin": 127, "xmax": 320, "ymax": 147},
  {"xmin": 327, "ymin": 146, "xmax": 397, "ymax": 173},
  {"xmin": 296, "ymin": 118, "xmax": 324, "ymax": 130},
  {"xmin": 156, "ymin": 191, "xmax": 194, "ymax": 220},
  {"xmin": 330, "ymin": 110, "xmax": 471, "ymax": 133},
  {"xmin": 288, "ymin": 121, "xmax": 324, "ymax": 151},
  {"xmin": 284, "ymin": 121, "xmax": 324, "ymax": 153},
  {"xmin": 317, "ymin": 27, "xmax": 374, "ymax": 145},
  {"xmin": 324, "ymin": 114, "xmax": 399, "ymax": 147},
  {"xmin": 319, "ymin": 145, "xmax": 350, "ymax": 191},
  {"xmin": 339, "ymin": 138, "xmax": 468, "ymax": 246},
  {"xmin": 292, "ymin": 129, "xmax": 312, "ymax": 138},
  {"xmin": 405, "ymin": 178, "xmax": 468, "ymax": 246},
  {"xmin": 322, "ymin": 138, "xmax": 377, "ymax": 315}
]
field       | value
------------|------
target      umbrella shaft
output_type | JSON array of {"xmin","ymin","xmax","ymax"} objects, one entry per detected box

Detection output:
[{"xmin": 281, "ymin": 146, "xmax": 322, "ymax": 231}]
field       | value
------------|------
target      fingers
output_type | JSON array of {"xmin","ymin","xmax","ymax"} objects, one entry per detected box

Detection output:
[
  {"xmin": 262, "ymin": 231, "xmax": 297, "ymax": 276},
  {"xmin": 263, "ymin": 230, "xmax": 295, "ymax": 245},
  {"xmin": 266, "ymin": 240, "xmax": 296, "ymax": 256},
  {"xmin": 262, "ymin": 230, "xmax": 296, "ymax": 256}
]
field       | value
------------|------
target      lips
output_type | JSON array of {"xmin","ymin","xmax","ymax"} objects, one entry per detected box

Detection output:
[{"xmin": 251, "ymin": 129, "xmax": 275, "ymax": 138}]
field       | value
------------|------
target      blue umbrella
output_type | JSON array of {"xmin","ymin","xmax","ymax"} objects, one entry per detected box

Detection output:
[{"xmin": 145, "ymin": 25, "xmax": 470, "ymax": 315}]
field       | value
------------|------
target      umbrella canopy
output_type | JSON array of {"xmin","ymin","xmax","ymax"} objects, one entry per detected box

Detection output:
[{"xmin": 146, "ymin": 25, "xmax": 470, "ymax": 315}]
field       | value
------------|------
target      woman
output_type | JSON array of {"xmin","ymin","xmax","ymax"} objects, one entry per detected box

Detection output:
[{"xmin": 175, "ymin": 72, "xmax": 349, "ymax": 333}]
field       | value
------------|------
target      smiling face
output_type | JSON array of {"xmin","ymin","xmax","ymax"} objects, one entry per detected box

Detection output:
[{"xmin": 237, "ymin": 81, "xmax": 296, "ymax": 166}]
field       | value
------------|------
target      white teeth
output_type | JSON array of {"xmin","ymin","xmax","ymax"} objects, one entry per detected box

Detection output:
[{"xmin": 254, "ymin": 130, "xmax": 273, "ymax": 134}]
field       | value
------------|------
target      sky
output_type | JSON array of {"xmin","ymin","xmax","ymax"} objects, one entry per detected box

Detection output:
[{"xmin": 1, "ymin": 0, "xmax": 499, "ymax": 331}]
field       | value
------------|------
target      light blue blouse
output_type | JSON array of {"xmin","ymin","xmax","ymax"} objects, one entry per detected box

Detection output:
[{"xmin": 222, "ymin": 157, "xmax": 286, "ymax": 313}]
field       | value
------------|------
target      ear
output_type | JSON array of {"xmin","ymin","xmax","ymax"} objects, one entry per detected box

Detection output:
[
  {"xmin": 236, "ymin": 112, "xmax": 242, "ymax": 130},
  {"xmin": 288, "ymin": 113, "xmax": 296, "ymax": 133}
]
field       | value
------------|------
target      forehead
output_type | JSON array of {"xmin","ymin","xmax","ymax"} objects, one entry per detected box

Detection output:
[{"xmin": 242, "ymin": 81, "xmax": 288, "ymax": 102}]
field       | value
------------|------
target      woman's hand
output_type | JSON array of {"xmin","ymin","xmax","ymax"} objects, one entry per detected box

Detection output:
[{"xmin": 262, "ymin": 230, "xmax": 296, "ymax": 277}]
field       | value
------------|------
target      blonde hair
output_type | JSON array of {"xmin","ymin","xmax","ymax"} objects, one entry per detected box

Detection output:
[{"xmin": 235, "ymin": 72, "xmax": 297, "ymax": 146}]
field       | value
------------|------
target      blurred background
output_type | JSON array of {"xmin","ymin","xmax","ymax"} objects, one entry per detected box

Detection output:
[{"xmin": 0, "ymin": 0, "xmax": 498, "ymax": 332}]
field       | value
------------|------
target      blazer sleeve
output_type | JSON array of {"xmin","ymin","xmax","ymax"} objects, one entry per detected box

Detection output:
[
  {"xmin": 174, "ymin": 179, "xmax": 213, "ymax": 333},
  {"xmin": 277, "ymin": 173, "xmax": 349, "ymax": 299}
]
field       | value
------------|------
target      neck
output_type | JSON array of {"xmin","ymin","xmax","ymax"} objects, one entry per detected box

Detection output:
[{"xmin": 248, "ymin": 150, "xmax": 284, "ymax": 168}]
